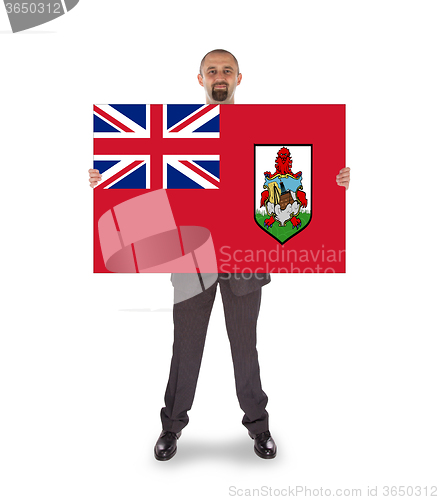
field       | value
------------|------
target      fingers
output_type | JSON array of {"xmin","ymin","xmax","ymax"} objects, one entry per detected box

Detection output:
[
  {"xmin": 336, "ymin": 167, "xmax": 350, "ymax": 189},
  {"xmin": 88, "ymin": 169, "xmax": 102, "ymax": 188},
  {"xmin": 337, "ymin": 167, "xmax": 350, "ymax": 178},
  {"xmin": 337, "ymin": 172, "xmax": 350, "ymax": 180}
]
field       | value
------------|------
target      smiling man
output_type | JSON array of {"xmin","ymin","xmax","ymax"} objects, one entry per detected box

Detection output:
[
  {"xmin": 88, "ymin": 49, "xmax": 350, "ymax": 462},
  {"xmin": 197, "ymin": 50, "xmax": 242, "ymax": 103}
]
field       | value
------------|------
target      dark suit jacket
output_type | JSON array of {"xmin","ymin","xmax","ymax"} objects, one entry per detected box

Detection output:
[{"xmin": 171, "ymin": 273, "xmax": 270, "ymax": 297}]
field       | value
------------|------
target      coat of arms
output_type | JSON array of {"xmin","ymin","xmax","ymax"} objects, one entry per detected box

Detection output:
[{"xmin": 255, "ymin": 145, "xmax": 312, "ymax": 244}]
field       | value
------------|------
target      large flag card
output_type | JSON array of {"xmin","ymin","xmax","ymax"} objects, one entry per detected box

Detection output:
[{"xmin": 93, "ymin": 104, "xmax": 345, "ymax": 273}]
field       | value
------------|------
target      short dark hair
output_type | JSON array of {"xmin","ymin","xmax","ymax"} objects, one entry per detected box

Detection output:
[{"xmin": 199, "ymin": 49, "xmax": 240, "ymax": 76}]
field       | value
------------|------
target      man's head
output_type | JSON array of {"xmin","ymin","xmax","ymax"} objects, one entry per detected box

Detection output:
[{"xmin": 198, "ymin": 49, "xmax": 242, "ymax": 104}]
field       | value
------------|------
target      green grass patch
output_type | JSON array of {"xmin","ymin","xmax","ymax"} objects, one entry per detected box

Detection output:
[{"xmin": 255, "ymin": 211, "xmax": 311, "ymax": 242}]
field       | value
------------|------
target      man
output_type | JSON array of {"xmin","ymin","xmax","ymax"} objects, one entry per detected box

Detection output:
[{"xmin": 89, "ymin": 49, "xmax": 350, "ymax": 461}]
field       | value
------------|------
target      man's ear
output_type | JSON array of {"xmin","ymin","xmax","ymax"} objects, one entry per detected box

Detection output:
[
  {"xmin": 197, "ymin": 74, "xmax": 204, "ymax": 87},
  {"xmin": 237, "ymin": 73, "xmax": 242, "ymax": 86}
]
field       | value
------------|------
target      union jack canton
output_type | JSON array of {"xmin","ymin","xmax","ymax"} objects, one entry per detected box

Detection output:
[{"xmin": 93, "ymin": 104, "xmax": 221, "ymax": 190}]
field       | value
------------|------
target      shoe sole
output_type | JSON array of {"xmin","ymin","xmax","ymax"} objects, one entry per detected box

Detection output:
[
  {"xmin": 249, "ymin": 433, "xmax": 277, "ymax": 459},
  {"xmin": 254, "ymin": 445, "xmax": 277, "ymax": 459},
  {"xmin": 154, "ymin": 447, "xmax": 177, "ymax": 461}
]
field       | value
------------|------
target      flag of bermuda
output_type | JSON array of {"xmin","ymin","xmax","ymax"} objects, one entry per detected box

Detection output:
[{"xmin": 93, "ymin": 104, "xmax": 345, "ymax": 273}]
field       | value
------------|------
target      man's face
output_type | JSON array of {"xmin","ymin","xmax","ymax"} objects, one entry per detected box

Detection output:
[{"xmin": 198, "ymin": 53, "xmax": 242, "ymax": 104}]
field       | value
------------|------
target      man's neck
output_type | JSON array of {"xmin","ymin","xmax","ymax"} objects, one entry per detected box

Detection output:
[{"xmin": 205, "ymin": 97, "xmax": 235, "ymax": 105}]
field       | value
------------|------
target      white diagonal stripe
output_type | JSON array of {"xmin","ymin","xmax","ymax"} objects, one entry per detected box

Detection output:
[
  {"xmin": 93, "ymin": 156, "xmax": 150, "ymax": 189},
  {"xmin": 94, "ymin": 105, "xmax": 150, "ymax": 138},
  {"xmin": 163, "ymin": 105, "xmax": 220, "ymax": 139},
  {"xmin": 164, "ymin": 156, "xmax": 219, "ymax": 189}
]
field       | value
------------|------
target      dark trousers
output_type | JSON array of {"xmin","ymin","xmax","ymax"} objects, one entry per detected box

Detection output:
[{"xmin": 160, "ymin": 276, "xmax": 269, "ymax": 435}]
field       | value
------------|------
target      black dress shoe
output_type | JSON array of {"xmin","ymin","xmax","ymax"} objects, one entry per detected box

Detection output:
[
  {"xmin": 249, "ymin": 430, "xmax": 277, "ymax": 459},
  {"xmin": 154, "ymin": 430, "xmax": 181, "ymax": 461}
]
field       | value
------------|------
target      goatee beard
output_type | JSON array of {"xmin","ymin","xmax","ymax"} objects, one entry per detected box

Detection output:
[{"xmin": 212, "ymin": 88, "xmax": 228, "ymax": 102}]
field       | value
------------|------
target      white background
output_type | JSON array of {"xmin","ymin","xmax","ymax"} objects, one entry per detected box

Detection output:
[{"xmin": 1, "ymin": 1, "xmax": 438, "ymax": 499}]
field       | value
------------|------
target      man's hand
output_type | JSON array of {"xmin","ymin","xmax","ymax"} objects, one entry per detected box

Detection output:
[
  {"xmin": 336, "ymin": 167, "xmax": 350, "ymax": 190},
  {"xmin": 89, "ymin": 169, "xmax": 102, "ymax": 188}
]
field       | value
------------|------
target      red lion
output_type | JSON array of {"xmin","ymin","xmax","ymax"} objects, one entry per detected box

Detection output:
[{"xmin": 263, "ymin": 147, "xmax": 301, "ymax": 180}]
